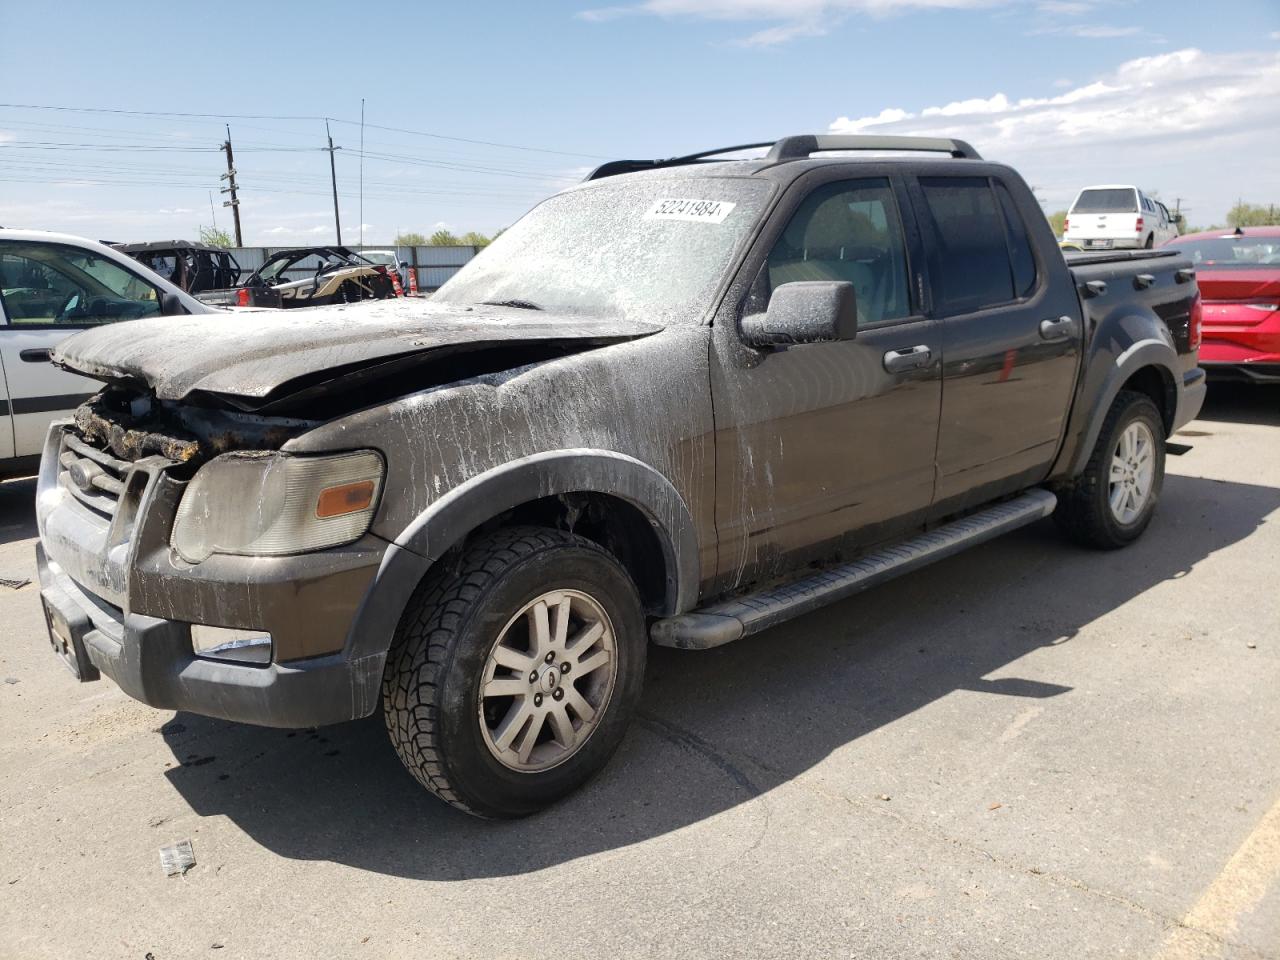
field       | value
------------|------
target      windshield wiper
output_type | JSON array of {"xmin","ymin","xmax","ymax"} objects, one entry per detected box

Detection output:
[{"xmin": 480, "ymin": 298, "xmax": 543, "ymax": 311}]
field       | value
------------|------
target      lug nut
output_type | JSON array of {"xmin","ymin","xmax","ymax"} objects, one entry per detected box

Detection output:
[
  {"xmin": 553, "ymin": 688, "xmax": 564, "ymax": 701},
  {"xmin": 534, "ymin": 693, "xmax": 543, "ymax": 707},
  {"xmin": 560, "ymin": 662, "xmax": 571, "ymax": 674},
  {"xmin": 529, "ymin": 671, "xmax": 539, "ymax": 683},
  {"xmin": 545, "ymin": 652, "xmax": 555, "ymax": 663}
]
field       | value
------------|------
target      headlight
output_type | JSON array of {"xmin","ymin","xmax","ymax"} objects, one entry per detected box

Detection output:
[{"xmin": 171, "ymin": 451, "xmax": 384, "ymax": 563}]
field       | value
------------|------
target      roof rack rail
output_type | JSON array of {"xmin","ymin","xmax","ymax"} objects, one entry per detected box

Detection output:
[
  {"xmin": 767, "ymin": 134, "xmax": 981, "ymax": 160},
  {"xmin": 584, "ymin": 134, "xmax": 981, "ymax": 181}
]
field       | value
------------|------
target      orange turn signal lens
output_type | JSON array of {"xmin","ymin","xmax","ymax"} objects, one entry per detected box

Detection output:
[{"xmin": 315, "ymin": 479, "xmax": 376, "ymax": 519}]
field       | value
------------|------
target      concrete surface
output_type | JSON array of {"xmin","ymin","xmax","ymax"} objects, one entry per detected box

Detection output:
[{"xmin": 1, "ymin": 386, "xmax": 1277, "ymax": 960}]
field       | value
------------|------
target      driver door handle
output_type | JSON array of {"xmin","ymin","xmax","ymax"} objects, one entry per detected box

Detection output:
[
  {"xmin": 883, "ymin": 345, "xmax": 932, "ymax": 373},
  {"xmin": 1039, "ymin": 316, "xmax": 1075, "ymax": 341}
]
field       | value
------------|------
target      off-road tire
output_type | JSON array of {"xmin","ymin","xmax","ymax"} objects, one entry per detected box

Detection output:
[
  {"xmin": 382, "ymin": 526, "xmax": 646, "ymax": 818},
  {"xmin": 1054, "ymin": 390, "xmax": 1165, "ymax": 549}
]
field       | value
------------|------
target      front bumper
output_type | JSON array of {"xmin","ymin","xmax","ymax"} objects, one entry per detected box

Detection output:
[
  {"xmin": 37, "ymin": 545, "xmax": 383, "ymax": 727},
  {"xmin": 34, "ymin": 421, "xmax": 393, "ymax": 728}
]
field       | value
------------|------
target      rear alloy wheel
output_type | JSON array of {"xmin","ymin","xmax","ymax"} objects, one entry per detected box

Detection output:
[
  {"xmin": 382, "ymin": 526, "xmax": 646, "ymax": 818},
  {"xmin": 1107, "ymin": 420, "xmax": 1156, "ymax": 526},
  {"xmin": 1054, "ymin": 389, "xmax": 1166, "ymax": 549}
]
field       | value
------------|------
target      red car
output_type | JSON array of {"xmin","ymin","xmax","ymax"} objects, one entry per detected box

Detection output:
[{"xmin": 1163, "ymin": 227, "xmax": 1280, "ymax": 383}]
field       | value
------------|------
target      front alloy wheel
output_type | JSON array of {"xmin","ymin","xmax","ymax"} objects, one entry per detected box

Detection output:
[
  {"xmin": 480, "ymin": 589, "xmax": 617, "ymax": 772},
  {"xmin": 382, "ymin": 526, "xmax": 646, "ymax": 818}
]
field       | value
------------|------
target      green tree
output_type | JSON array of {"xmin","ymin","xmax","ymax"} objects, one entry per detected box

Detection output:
[
  {"xmin": 430, "ymin": 228, "xmax": 460, "ymax": 245},
  {"xmin": 197, "ymin": 225, "xmax": 234, "ymax": 248},
  {"xmin": 394, "ymin": 231, "xmax": 429, "ymax": 246},
  {"xmin": 1047, "ymin": 210, "xmax": 1067, "ymax": 237},
  {"xmin": 1226, "ymin": 202, "xmax": 1280, "ymax": 228},
  {"xmin": 459, "ymin": 231, "xmax": 491, "ymax": 248}
]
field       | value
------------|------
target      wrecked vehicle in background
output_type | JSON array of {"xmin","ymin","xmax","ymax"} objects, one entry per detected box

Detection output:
[
  {"xmin": 34, "ymin": 134, "xmax": 1204, "ymax": 819},
  {"xmin": 195, "ymin": 245, "xmax": 398, "ymax": 308},
  {"xmin": 115, "ymin": 240, "xmax": 242, "ymax": 296}
]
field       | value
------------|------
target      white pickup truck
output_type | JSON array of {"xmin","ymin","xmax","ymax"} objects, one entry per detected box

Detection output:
[
  {"xmin": 0, "ymin": 229, "xmax": 212, "ymax": 478},
  {"xmin": 1063, "ymin": 185, "xmax": 1180, "ymax": 251}
]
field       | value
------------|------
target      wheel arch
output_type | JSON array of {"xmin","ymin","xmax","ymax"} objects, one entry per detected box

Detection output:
[
  {"xmin": 1055, "ymin": 338, "xmax": 1180, "ymax": 480},
  {"xmin": 342, "ymin": 449, "xmax": 700, "ymax": 667}
]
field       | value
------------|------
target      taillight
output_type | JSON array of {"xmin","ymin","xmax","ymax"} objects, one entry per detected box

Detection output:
[
  {"xmin": 1135, "ymin": 217, "xmax": 1144, "ymax": 233},
  {"xmin": 236, "ymin": 288, "xmax": 249, "ymax": 307},
  {"xmin": 1062, "ymin": 217, "xmax": 1069, "ymax": 232},
  {"xmin": 1188, "ymin": 291, "xmax": 1202, "ymax": 350}
]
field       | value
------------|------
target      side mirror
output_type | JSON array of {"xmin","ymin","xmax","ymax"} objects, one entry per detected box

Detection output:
[
  {"xmin": 399, "ymin": 260, "xmax": 410, "ymax": 270},
  {"xmin": 740, "ymin": 281, "xmax": 857, "ymax": 348},
  {"xmin": 159, "ymin": 291, "xmax": 187, "ymax": 316}
]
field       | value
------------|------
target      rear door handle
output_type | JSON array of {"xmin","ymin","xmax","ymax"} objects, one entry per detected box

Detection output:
[
  {"xmin": 883, "ymin": 344, "xmax": 932, "ymax": 373},
  {"xmin": 19, "ymin": 348, "xmax": 53, "ymax": 363},
  {"xmin": 1039, "ymin": 316, "xmax": 1075, "ymax": 341}
]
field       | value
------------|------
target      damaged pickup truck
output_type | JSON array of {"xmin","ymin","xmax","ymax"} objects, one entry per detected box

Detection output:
[{"xmin": 34, "ymin": 135, "xmax": 1205, "ymax": 818}]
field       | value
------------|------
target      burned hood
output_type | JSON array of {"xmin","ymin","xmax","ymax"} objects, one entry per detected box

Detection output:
[{"xmin": 52, "ymin": 298, "xmax": 663, "ymax": 406}]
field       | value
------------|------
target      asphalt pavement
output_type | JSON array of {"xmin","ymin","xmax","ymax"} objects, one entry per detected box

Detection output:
[{"xmin": 1, "ymin": 386, "xmax": 1277, "ymax": 960}]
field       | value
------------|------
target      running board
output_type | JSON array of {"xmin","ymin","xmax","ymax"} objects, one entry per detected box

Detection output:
[{"xmin": 651, "ymin": 489, "xmax": 1057, "ymax": 650}]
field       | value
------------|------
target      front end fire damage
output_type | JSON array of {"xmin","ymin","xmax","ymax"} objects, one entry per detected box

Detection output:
[
  {"xmin": 36, "ymin": 387, "xmax": 390, "ymax": 727},
  {"xmin": 33, "ymin": 299, "xmax": 688, "ymax": 728}
]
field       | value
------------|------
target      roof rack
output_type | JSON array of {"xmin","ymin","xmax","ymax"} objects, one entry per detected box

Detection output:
[
  {"xmin": 768, "ymin": 134, "xmax": 980, "ymax": 161},
  {"xmin": 584, "ymin": 134, "xmax": 981, "ymax": 181}
]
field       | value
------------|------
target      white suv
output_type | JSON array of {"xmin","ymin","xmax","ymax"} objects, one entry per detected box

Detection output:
[
  {"xmin": 0, "ymin": 229, "xmax": 212, "ymax": 478},
  {"xmin": 1063, "ymin": 185, "xmax": 1180, "ymax": 250}
]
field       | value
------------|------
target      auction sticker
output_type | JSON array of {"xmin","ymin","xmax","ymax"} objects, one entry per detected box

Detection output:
[{"xmin": 644, "ymin": 198, "xmax": 737, "ymax": 223}]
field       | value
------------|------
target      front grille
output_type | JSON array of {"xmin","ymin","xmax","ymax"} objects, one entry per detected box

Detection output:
[{"xmin": 57, "ymin": 431, "xmax": 132, "ymax": 520}]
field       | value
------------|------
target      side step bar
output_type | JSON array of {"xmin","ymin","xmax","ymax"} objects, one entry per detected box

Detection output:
[{"xmin": 651, "ymin": 489, "xmax": 1057, "ymax": 650}]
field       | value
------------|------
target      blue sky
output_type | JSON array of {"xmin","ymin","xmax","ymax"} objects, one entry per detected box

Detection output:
[{"xmin": 1, "ymin": 0, "xmax": 1277, "ymax": 244}]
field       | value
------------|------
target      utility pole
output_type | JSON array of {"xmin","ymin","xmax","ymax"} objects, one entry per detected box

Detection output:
[
  {"xmin": 220, "ymin": 125, "xmax": 243, "ymax": 247},
  {"xmin": 325, "ymin": 119, "xmax": 342, "ymax": 245}
]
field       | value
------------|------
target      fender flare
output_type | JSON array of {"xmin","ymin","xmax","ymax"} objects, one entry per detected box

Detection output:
[
  {"xmin": 1060, "ymin": 338, "xmax": 1179, "ymax": 478},
  {"xmin": 343, "ymin": 449, "xmax": 700, "ymax": 665}
]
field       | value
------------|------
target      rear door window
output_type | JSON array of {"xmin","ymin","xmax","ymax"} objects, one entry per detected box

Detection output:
[
  {"xmin": 918, "ymin": 177, "xmax": 1014, "ymax": 313},
  {"xmin": 995, "ymin": 182, "xmax": 1037, "ymax": 298}
]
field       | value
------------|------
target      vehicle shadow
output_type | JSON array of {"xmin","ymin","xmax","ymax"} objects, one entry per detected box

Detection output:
[
  {"xmin": 0, "ymin": 478, "xmax": 37, "ymax": 548},
  {"xmin": 1192, "ymin": 382, "xmax": 1280, "ymax": 428},
  {"xmin": 160, "ymin": 471, "xmax": 1280, "ymax": 880}
]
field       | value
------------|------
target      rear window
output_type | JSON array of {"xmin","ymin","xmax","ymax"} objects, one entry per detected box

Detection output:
[
  {"xmin": 1166, "ymin": 235, "xmax": 1280, "ymax": 268},
  {"xmin": 1071, "ymin": 189, "xmax": 1138, "ymax": 214},
  {"xmin": 919, "ymin": 177, "xmax": 1015, "ymax": 312}
]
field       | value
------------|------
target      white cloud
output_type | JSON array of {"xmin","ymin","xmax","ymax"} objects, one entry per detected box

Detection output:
[
  {"xmin": 578, "ymin": 0, "xmax": 1002, "ymax": 44},
  {"xmin": 828, "ymin": 47, "xmax": 1280, "ymax": 222},
  {"xmin": 1036, "ymin": 0, "xmax": 1092, "ymax": 13},
  {"xmin": 830, "ymin": 106, "xmax": 915, "ymax": 132}
]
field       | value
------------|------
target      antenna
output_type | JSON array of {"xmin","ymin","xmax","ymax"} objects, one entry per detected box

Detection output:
[{"xmin": 359, "ymin": 98, "xmax": 365, "ymax": 250}]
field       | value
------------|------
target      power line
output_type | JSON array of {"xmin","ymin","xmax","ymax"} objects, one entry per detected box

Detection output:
[{"xmin": 0, "ymin": 101, "xmax": 609, "ymax": 159}]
